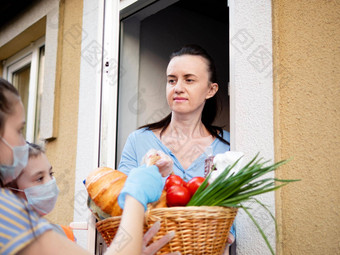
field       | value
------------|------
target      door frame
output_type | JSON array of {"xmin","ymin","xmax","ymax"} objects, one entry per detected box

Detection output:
[{"xmin": 77, "ymin": 0, "xmax": 275, "ymax": 253}]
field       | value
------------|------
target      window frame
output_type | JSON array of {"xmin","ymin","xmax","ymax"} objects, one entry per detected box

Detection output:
[{"xmin": 2, "ymin": 37, "xmax": 45, "ymax": 142}]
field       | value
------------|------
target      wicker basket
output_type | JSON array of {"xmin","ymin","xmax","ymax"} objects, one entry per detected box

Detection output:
[
  {"xmin": 96, "ymin": 206, "xmax": 237, "ymax": 254},
  {"xmin": 96, "ymin": 215, "xmax": 122, "ymax": 247}
]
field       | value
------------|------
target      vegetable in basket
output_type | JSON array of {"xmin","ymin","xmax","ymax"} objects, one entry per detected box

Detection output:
[
  {"xmin": 164, "ymin": 175, "xmax": 207, "ymax": 207},
  {"xmin": 164, "ymin": 175, "xmax": 187, "ymax": 191},
  {"xmin": 166, "ymin": 185, "xmax": 191, "ymax": 207},
  {"xmin": 186, "ymin": 151, "xmax": 300, "ymax": 255},
  {"xmin": 186, "ymin": 176, "xmax": 206, "ymax": 196}
]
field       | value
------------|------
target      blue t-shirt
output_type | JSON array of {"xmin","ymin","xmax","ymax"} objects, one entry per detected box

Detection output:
[
  {"xmin": 0, "ymin": 188, "xmax": 53, "ymax": 255},
  {"xmin": 119, "ymin": 128, "xmax": 230, "ymax": 182},
  {"xmin": 118, "ymin": 128, "xmax": 235, "ymax": 237}
]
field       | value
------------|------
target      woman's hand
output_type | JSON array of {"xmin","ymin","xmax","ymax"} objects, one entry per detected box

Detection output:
[
  {"xmin": 223, "ymin": 233, "xmax": 235, "ymax": 255},
  {"xmin": 142, "ymin": 149, "xmax": 173, "ymax": 177},
  {"xmin": 142, "ymin": 221, "xmax": 181, "ymax": 255},
  {"xmin": 142, "ymin": 221, "xmax": 180, "ymax": 255},
  {"xmin": 154, "ymin": 150, "xmax": 173, "ymax": 177}
]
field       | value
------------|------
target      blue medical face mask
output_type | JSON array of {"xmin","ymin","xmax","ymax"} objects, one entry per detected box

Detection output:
[
  {"xmin": 26, "ymin": 178, "xmax": 60, "ymax": 216},
  {"xmin": 0, "ymin": 137, "xmax": 29, "ymax": 184},
  {"xmin": 13, "ymin": 178, "xmax": 60, "ymax": 216}
]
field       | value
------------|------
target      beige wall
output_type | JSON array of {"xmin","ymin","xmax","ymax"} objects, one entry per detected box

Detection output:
[
  {"xmin": 46, "ymin": 0, "xmax": 83, "ymax": 225},
  {"xmin": 0, "ymin": 0, "xmax": 83, "ymax": 228},
  {"xmin": 0, "ymin": 0, "xmax": 83, "ymax": 226},
  {"xmin": 273, "ymin": 0, "xmax": 340, "ymax": 254},
  {"xmin": 0, "ymin": 17, "xmax": 46, "ymax": 60}
]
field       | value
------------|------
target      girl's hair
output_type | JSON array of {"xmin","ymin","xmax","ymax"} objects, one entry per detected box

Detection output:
[
  {"xmin": 0, "ymin": 78, "xmax": 20, "ymax": 136},
  {"xmin": 0, "ymin": 78, "xmax": 20, "ymax": 187},
  {"xmin": 27, "ymin": 142, "xmax": 45, "ymax": 158},
  {"xmin": 0, "ymin": 81, "xmax": 38, "ymax": 234},
  {"xmin": 139, "ymin": 45, "xmax": 229, "ymax": 144}
]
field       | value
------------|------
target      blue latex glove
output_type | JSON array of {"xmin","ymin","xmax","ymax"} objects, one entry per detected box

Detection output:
[
  {"xmin": 118, "ymin": 165, "xmax": 163, "ymax": 211},
  {"xmin": 230, "ymin": 224, "xmax": 236, "ymax": 237}
]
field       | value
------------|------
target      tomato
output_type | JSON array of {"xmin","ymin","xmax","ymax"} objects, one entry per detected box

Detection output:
[
  {"xmin": 166, "ymin": 185, "xmax": 191, "ymax": 207},
  {"xmin": 164, "ymin": 175, "xmax": 186, "ymax": 191},
  {"xmin": 187, "ymin": 177, "xmax": 206, "ymax": 196}
]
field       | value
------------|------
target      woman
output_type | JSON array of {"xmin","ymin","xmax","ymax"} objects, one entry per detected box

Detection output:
[
  {"xmin": 119, "ymin": 45, "xmax": 235, "ymax": 249},
  {"xmin": 0, "ymin": 78, "xmax": 177, "ymax": 255}
]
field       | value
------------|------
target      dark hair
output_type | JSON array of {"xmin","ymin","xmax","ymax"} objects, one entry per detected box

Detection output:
[
  {"xmin": 0, "ymin": 78, "xmax": 20, "ymax": 136},
  {"xmin": 0, "ymin": 82, "xmax": 37, "ymax": 234},
  {"xmin": 0, "ymin": 78, "xmax": 20, "ymax": 187},
  {"xmin": 139, "ymin": 45, "xmax": 229, "ymax": 144},
  {"xmin": 27, "ymin": 142, "xmax": 45, "ymax": 158}
]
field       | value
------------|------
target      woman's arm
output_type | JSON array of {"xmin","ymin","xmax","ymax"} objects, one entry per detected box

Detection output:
[
  {"xmin": 17, "ymin": 230, "xmax": 91, "ymax": 255},
  {"xmin": 118, "ymin": 133, "xmax": 139, "ymax": 174},
  {"xmin": 18, "ymin": 196, "xmax": 174, "ymax": 255},
  {"xmin": 108, "ymin": 195, "xmax": 177, "ymax": 255},
  {"xmin": 12, "ymin": 163, "xmax": 172, "ymax": 255},
  {"xmin": 106, "ymin": 195, "xmax": 144, "ymax": 255}
]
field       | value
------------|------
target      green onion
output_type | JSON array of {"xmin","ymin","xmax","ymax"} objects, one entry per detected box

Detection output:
[{"xmin": 187, "ymin": 153, "xmax": 300, "ymax": 255}]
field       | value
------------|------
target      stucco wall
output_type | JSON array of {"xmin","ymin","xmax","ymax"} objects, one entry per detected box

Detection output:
[
  {"xmin": 46, "ymin": 0, "xmax": 83, "ymax": 226},
  {"xmin": 229, "ymin": 0, "xmax": 276, "ymax": 253},
  {"xmin": 272, "ymin": 0, "xmax": 340, "ymax": 254},
  {"xmin": 0, "ymin": 0, "xmax": 80, "ymax": 227}
]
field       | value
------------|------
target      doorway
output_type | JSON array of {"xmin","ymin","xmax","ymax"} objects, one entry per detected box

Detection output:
[{"xmin": 116, "ymin": 0, "xmax": 230, "ymax": 165}]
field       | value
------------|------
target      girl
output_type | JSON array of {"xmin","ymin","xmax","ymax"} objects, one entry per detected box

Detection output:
[
  {"xmin": 0, "ymin": 78, "xmax": 177, "ymax": 255},
  {"xmin": 6, "ymin": 142, "xmax": 76, "ymax": 241}
]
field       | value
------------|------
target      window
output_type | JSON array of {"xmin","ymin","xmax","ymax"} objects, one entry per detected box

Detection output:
[{"xmin": 3, "ymin": 37, "xmax": 45, "ymax": 144}]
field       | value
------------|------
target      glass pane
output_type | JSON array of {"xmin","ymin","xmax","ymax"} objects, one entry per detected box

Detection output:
[
  {"xmin": 12, "ymin": 64, "xmax": 31, "ymax": 139},
  {"xmin": 34, "ymin": 46, "xmax": 45, "ymax": 144}
]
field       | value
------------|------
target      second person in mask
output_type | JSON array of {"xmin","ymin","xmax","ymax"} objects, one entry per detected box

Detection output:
[{"xmin": 5, "ymin": 142, "xmax": 76, "ymax": 241}]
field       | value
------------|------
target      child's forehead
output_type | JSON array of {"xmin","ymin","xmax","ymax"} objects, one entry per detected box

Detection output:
[
  {"xmin": 24, "ymin": 154, "xmax": 51, "ymax": 173},
  {"xmin": 28, "ymin": 153, "xmax": 45, "ymax": 163}
]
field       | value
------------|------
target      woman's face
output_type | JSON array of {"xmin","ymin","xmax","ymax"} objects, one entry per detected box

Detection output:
[
  {"xmin": 166, "ymin": 55, "xmax": 218, "ymax": 116},
  {"xmin": 15, "ymin": 153, "xmax": 53, "ymax": 201},
  {"xmin": 0, "ymin": 100, "xmax": 26, "ymax": 165}
]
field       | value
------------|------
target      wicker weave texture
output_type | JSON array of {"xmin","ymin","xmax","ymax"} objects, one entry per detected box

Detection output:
[
  {"xmin": 96, "ymin": 206, "xmax": 237, "ymax": 254},
  {"xmin": 146, "ymin": 206, "xmax": 237, "ymax": 254},
  {"xmin": 96, "ymin": 216, "xmax": 122, "ymax": 247}
]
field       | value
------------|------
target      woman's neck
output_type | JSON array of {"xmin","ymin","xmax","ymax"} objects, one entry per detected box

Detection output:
[{"xmin": 166, "ymin": 112, "xmax": 209, "ymax": 138}]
